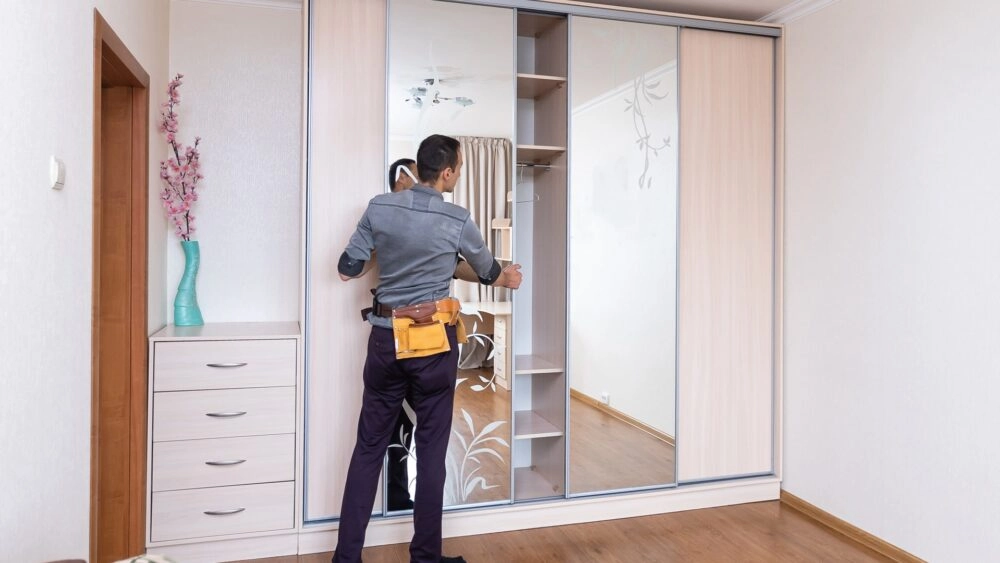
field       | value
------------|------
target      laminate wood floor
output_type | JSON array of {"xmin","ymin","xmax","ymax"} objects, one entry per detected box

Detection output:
[{"xmin": 237, "ymin": 501, "xmax": 890, "ymax": 562}]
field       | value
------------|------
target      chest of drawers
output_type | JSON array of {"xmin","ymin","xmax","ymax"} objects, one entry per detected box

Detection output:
[{"xmin": 147, "ymin": 323, "xmax": 300, "ymax": 547}]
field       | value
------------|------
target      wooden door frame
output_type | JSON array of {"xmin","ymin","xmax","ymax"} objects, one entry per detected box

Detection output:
[{"xmin": 92, "ymin": 10, "xmax": 150, "ymax": 561}]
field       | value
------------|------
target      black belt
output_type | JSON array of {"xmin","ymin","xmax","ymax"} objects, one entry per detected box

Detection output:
[{"xmin": 360, "ymin": 290, "xmax": 395, "ymax": 320}]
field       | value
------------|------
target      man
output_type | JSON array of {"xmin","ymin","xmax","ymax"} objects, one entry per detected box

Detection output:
[
  {"xmin": 389, "ymin": 157, "xmax": 419, "ymax": 192},
  {"xmin": 334, "ymin": 134, "xmax": 522, "ymax": 563},
  {"xmin": 384, "ymin": 156, "xmax": 488, "ymax": 511}
]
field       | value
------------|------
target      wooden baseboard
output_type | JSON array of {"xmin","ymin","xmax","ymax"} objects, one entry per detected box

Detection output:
[
  {"xmin": 570, "ymin": 389, "xmax": 675, "ymax": 446},
  {"xmin": 780, "ymin": 490, "xmax": 924, "ymax": 562}
]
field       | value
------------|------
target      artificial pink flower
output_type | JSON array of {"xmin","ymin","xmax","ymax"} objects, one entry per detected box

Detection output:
[{"xmin": 158, "ymin": 72, "xmax": 203, "ymax": 242}]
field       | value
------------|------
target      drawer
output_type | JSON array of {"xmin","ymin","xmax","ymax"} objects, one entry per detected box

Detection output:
[
  {"xmin": 153, "ymin": 387, "xmax": 295, "ymax": 442},
  {"xmin": 154, "ymin": 339, "xmax": 296, "ymax": 392},
  {"xmin": 493, "ymin": 318, "xmax": 507, "ymax": 346},
  {"xmin": 152, "ymin": 434, "xmax": 295, "ymax": 492},
  {"xmin": 151, "ymin": 481, "xmax": 293, "ymax": 542},
  {"xmin": 493, "ymin": 346, "xmax": 507, "ymax": 378}
]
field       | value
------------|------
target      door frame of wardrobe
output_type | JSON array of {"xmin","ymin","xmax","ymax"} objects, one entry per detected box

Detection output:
[
  {"xmin": 440, "ymin": 0, "xmax": 782, "ymax": 36},
  {"xmin": 91, "ymin": 10, "xmax": 151, "ymax": 562},
  {"xmin": 301, "ymin": 0, "xmax": 784, "ymax": 528}
]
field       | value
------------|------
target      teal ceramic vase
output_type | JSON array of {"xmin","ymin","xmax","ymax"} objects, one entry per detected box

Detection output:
[{"xmin": 174, "ymin": 240, "xmax": 204, "ymax": 326}]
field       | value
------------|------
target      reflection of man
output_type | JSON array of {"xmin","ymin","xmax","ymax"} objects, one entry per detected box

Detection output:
[
  {"xmin": 334, "ymin": 134, "xmax": 522, "ymax": 563},
  {"xmin": 390, "ymin": 157, "xmax": 419, "ymax": 192},
  {"xmin": 384, "ymin": 157, "xmax": 486, "ymax": 511},
  {"xmin": 385, "ymin": 158, "xmax": 419, "ymax": 512}
]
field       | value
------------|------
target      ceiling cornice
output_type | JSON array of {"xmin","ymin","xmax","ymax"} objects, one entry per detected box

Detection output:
[
  {"xmin": 759, "ymin": 0, "xmax": 838, "ymax": 24},
  {"xmin": 173, "ymin": 0, "xmax": 302, "ymax": 11}
]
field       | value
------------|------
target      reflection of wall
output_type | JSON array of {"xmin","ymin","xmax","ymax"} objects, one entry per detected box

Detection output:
[
  {"xmin": 387, "ymin": 0, "xmax": 513, "ymax": 158},
  {"xmin": 168, "ymin": 0, "xmax": 302, "ymax": 322},
  {"xmin": 570, "ymin": 19, "xmax": 677, "ymax": 436}
]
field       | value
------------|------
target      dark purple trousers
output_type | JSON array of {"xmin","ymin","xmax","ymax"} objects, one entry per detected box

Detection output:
[{"xmin": 332, "ymin": 324, "xmax": 458, "ymax": 563}]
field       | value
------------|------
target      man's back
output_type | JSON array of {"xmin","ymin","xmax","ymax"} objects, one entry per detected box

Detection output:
[{"xmin": 343, "ymin": 184, "xmax": 495, "ymax": 313}]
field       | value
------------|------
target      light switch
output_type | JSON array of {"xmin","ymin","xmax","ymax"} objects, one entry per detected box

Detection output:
[{"xmin": 50, "ymin": 156, "xmax": 65, "ymax": 190}]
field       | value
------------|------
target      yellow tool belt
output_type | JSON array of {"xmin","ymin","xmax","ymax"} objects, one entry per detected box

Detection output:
[{"xmin": 391, "ymin": 297, "xmax": 468, "ymax": 360}]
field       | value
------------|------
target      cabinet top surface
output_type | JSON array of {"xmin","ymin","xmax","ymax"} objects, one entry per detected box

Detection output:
[
  {"xmin": 150, "ymin": 321, "xmax": 301, "ymax": 342},
  {"xmin": 461, "ymin": 301, "xmax": 512, "ymax": 317}
]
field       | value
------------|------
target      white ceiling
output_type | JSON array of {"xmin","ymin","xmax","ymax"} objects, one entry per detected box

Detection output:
[{"xmin": 574, "ymin": 0, "xmax": 798, "ymax": 22}]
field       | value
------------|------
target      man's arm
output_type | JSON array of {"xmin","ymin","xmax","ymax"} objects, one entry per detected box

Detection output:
[
  {"xmin": 455, "ymin": 259, "xmax": 522, "ymax": 289},
  {"xmin": 338, "ymin": 209, "xmax": 374, "ymax": 281}
]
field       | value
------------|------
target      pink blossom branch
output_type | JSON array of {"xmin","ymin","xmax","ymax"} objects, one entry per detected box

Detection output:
[{"xmin": 158, "ymin": 73, "xmax": 203, "ymax": 241}]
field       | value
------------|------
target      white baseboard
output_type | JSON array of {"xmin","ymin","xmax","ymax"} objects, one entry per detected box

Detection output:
[{"xmin": 150, "ymin": 532, "xmax": 298, "ymax": 563}]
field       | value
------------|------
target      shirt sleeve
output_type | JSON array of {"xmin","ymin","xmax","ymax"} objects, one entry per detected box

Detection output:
[
  {"xmin": 458, "ymin": 216, "xmax": 501, "ymax": 284},
  {"xmin": 343, "ymin": 206, "xmax": 375, "ymax": 261}
]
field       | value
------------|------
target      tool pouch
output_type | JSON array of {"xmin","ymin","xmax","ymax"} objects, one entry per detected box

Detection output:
[
  {"xmin": 391, "ymin": 298, "xmax": 468, "ymax": 359},
  {"xmin": 392, "ymin": 317, "xmax": 449, "ymax": 360}
]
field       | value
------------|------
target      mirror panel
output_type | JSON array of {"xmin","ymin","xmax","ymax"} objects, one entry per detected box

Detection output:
[
  {"xmin": 387, "ymin": 0, "xmax": 515, "ymax": 511},
  {"xmin": 568, "ymin": 16, "xmax": 679, "ymax": 495}
]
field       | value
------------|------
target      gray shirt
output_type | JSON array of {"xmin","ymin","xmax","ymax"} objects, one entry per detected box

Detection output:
[{"xmin": 343, "ymin": 185, "xmax": 499, "ymax": 327}]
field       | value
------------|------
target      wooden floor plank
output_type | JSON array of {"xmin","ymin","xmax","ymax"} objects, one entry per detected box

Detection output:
[{"xmin": 237, "ymin": 501, "xmax": 891, "ymax": 563}]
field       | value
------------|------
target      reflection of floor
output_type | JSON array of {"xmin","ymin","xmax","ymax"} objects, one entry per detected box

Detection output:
[
  {"xmin": 445, "ymin": 367, "xmax": 512, "ymax": 506},
  {"xmin": 423, "ymin": 369, "xmax": 675, "ymax": 507},
  {"xmin": 570, "ymin": 395, "xmax": 676, "ymax": 493}
]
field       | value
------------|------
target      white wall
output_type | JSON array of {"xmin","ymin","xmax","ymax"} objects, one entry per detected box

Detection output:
[
  {"xmin": 0, "ymin": 1, "xmax": 169, "ymax": 560},
  {"xmin": 167, "ymin": 0, "xmax": 301, "ymax": 323},
  {"xmin": 783, "ymin": 1, "xmax": 1000, "ymax": 560}
]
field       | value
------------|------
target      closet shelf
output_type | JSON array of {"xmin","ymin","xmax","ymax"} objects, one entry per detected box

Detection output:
[
  {"xmin": 516, "ymin": 145, "xmax": 565, "ymax": 165},
  {"xmin": 517, "ymin": 12, "xmax": 562, "ymax": 38},
  {"xmin": 514, "ymin": 354, "xmax": 563, "ymax": 374},
  {"xmin": 517, "ymin": 73, "xmax": 566, "ymax": 99},
  {"xmin": 514, "ymin": 467, "xmax": 563, "ymax": 500},
  {"xmin": 513, "ymin": 410, "xmax": 563, "ymax": 439}
]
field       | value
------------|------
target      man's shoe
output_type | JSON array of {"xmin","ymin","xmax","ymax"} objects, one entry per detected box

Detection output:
[{"xmin": 440, "ymin": 556, "xmax": 467, "ymax": 563}]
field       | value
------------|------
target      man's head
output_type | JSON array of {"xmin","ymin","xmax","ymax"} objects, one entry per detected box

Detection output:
[
  {"xmin": 417, "ymin": 134, "xmax": 463, "ymax": 193},
  {"xmin": 388, "ymin": 158, "xmax": 418, "ymax": 192}
]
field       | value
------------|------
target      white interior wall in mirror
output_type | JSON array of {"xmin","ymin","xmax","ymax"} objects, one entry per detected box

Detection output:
[
  {"xmin": 387, "ymin": 0, "xmax": 514, "ymax": 164},
  {"xmin": 569, "ymin": 16, "xmax": 678, "ymax": 494}
]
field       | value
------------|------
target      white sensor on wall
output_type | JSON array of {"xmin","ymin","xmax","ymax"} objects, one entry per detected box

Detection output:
[{"xmin": 50, "ymin": 156, "xmax": 65, "ymax": 190}]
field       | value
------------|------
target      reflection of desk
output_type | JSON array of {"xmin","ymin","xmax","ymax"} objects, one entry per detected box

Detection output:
[{"xmin": 461, "ymin": 301, "xmax": 512, "ymax": 390}]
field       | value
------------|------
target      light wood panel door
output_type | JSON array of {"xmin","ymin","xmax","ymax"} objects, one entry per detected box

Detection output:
[
  {"xmin": 305, "ymin": 0, "xmax": 387, "ymax": 521},
  {"xmin": 678, "ymin": 28, "xmax": 775, "ymax": 482}
]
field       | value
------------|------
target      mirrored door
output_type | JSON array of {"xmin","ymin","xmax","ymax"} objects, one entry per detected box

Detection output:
[
  {"xmin": 568, "ymin": 16, "xmax": 679, "ymax": 495},
  {"xmin": 386, "ymin": 0, "xmax": 515, "ymax": 512}
]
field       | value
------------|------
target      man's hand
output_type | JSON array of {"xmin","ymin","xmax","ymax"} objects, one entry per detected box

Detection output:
[{"xmin": 495, "ymin": 263, "xmax": 523, "ymax": 289}]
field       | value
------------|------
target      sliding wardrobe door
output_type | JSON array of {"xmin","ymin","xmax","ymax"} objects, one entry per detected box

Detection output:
[
  {"xmin": 305, "ymin": 0, "xmax": 387, "ymax": 521},
  {"xmin": 568, "ymin": 16, "xmax": 678, "ymax": 495},
  {"xmin": 677, "ymin": 29, "xmax": 774, "ymax": 482}
]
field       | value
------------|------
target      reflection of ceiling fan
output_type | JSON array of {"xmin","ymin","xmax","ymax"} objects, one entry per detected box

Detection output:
[{"xmin": 404, "ymin": 78, "xmax": 474, "ymax": 109}]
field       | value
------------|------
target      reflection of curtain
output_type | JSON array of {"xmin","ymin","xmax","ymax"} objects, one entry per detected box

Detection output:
[{"xmin": 452, "ymin": 136, "xmax": 512, "ymax": 303}]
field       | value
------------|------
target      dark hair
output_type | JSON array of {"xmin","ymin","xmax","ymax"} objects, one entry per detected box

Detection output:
[
  {"xmin": 417, "ymin": 134, "xmax": 461, "ymax": 183},
  {"xmin": 388, "ymin": 158, "xmax": 416, "ymax": 191}
]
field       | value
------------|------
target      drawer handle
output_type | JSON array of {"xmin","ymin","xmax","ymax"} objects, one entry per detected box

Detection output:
[
  {"xmin": 206, "ymin": 362, "xmax": 248, "ymax": 368},
  {"xmin": 205, "ymin": 411, "xmax": 247, "ymax": 418},
  {"xmin": 204, "ymin": 508, "xmax": 246, "ymax": 516},
  {"xmin": 205, "ymin": 459, "xmax": 247, "ymax": 466}
]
